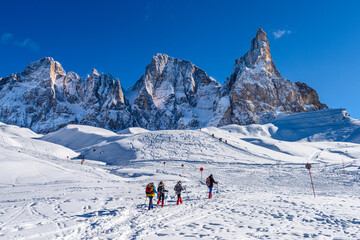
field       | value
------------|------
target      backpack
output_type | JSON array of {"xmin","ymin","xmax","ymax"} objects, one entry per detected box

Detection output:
[
  {"xmin": 206, "ymin": 177, "xmax": 211, "ymax": 187},
  {"xmin": 158, "ymin": 184, "xmax": 164, "ymax": 193},
  {"xmin": 146, "ymin": 184, "xmax": 153, "ymax": 194},
  {"xmin": 174, "ymin": 183, "xmax": 182, "ymax": 192}
]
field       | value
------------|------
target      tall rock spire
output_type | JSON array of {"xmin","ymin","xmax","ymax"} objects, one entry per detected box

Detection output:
[
  {"xmin": 242, "ymin": 27, "xmax": 281, "ymax": 77},
  {"xmin": 210, "ymin": 28, "xmax": 327, "ymax": 127}
]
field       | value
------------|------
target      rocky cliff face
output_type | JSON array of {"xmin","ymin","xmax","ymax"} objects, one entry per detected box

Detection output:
[
  {"xmin": 127, "ymin": 53, "xmax": 221, "ymax": 129},
  {"xmin": 0, "ymin": 57, "xmax": 132, "ymax": 133},
  {"xmin": 209, "ymin": 28, "xmax": 327, "ymax": 126},
  {"xmin": 0, "ymin": 28, "xmax": 327, "ymax": 133}
]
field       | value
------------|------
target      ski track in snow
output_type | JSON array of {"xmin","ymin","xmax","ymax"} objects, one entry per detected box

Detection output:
[{"xmin": 0, "ymin": 125, "xmax": 360, "ymax": 239}]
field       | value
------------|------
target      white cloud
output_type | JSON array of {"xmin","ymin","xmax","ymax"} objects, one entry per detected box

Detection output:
[
  {"xmin": 0, "ymin": 33, "xmax": 14, "ymax": 44},
  {"xmin": 272, "ymin": 29, "xmax": 291, "ymax": 39},
  {"xmin": 0, "ymin": 33, "xmax": 39, "ymax": 52},
  {"xmin": 15, "ymin": 38, "xmax": 40, "ymax": 52}
]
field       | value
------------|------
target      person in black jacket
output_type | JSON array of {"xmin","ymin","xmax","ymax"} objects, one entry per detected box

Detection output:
[
  {"xmin": 207, "ymin": 174, "xmax": 217, "ymax": 198},
  {"xmin": 174, "ymin": 181, "xmax": 186, "ymax": 205},
  {"xmin": 157, "ymin": 181, "xmax": 168, "ymax": 207}
]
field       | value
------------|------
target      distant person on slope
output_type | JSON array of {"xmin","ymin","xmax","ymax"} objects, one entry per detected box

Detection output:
[
  {"xmin": 157, "ymin": 181, "xmax": 168, "ymax": 207},
  {"xmin": 145, "ymin": 182, "xmax": 157, "ymax": 210},
  {"xmin": 206, "ymin": 174, "xmax": 218, "ymax": 198},
  {"xmin": 174, "ymin": 181, "xmax": 186, "ymax": 205}
]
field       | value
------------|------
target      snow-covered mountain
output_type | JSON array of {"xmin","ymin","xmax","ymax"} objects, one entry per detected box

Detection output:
[
  {"xmin": 127, "ymin": 53, "xmax": 221, "ymax": 129},
  {"xmin": 0, "ymin": 28, "xmax": 327, "ymax": 133},
  {"xmin": 210, "ymin": 28, "xmax": 327, "ymax": 126},
  {"xmin": 0, "ymin": 58, "xmax": 132, "ymax": 133}
]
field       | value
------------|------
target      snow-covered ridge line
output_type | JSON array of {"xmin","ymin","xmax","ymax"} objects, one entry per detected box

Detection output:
[
  {"xmin": 1, "ymin": 28, "xmax": 327, "ymax": 133},
  {"xmin": 37, "ymin": 108, "xmax": 360, "ymax": 167}
]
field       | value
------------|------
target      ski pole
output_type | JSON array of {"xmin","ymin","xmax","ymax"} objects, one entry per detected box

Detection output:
[{"xmin": 143, "ymin": 196, "xmax": 147, "ymax": 208}]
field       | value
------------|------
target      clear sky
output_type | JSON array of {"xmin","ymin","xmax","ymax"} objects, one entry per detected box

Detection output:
[{"xmin": 1, "ymin": 0, "xmax": 359, "ymax": 118}]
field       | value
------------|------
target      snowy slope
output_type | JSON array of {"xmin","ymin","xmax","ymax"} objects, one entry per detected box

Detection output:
[
  {"xmin": 270, "ymin": 108, "xmax": 360, "ymax": 143},
  {"xmin": 1, "ymin": 118, "xmax": 360, "ymax": 239},
  {"xmin": 40, "ymin": 108, "xmax": 360, "ymax": 166},
  {"xmin": 219, "ymin": 108, "xmax": 360, "ymax": 143},
  {"xmin": 41, "ymin": 124, "xmax": 119, "ymax": 151}
]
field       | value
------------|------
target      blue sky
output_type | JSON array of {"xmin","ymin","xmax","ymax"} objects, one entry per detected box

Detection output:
[{"xmin": 1, "ymin": 0, "xmax": 360, "ymax": 118}]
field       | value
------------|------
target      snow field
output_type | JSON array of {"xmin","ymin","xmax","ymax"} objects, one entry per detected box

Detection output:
[{"xmin": 0, "ymin": 120, "xmax": 360, "ymax": 239}]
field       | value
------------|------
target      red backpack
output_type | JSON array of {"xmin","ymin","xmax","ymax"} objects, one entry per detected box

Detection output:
[
  {"xmin": 146, "ymin": 184, "xmax": 153, "ymax": 194},
  {"xmin": 206, "ymin": 177, "xmax": 211, "ymax": 187}
]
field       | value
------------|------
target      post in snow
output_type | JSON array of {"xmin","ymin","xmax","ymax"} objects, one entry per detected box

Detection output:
[
  {"xmin": 163, "ymin": 161, "xmax": 166, "ymax": 171},
  {"xmin": 306, "ymin": 163, "xmax": 316, "ymax": 198},
  {"xmin": 200, "ymin": 167, "xmax": 204, "ymax": 182}
]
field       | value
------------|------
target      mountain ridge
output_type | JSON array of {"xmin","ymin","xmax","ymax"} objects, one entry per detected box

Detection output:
[{"xmin": 0, "ymin": 28, "xmax": 327, "ymax": 133}]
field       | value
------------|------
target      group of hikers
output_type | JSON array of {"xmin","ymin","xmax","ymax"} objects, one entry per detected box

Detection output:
[{"xmin": 145, "ymin": 174, "xmax": 217, "ymax": 210}]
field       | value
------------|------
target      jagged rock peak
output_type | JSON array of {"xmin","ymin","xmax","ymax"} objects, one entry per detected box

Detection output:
[
  {"xmin": 22, "ymin": 57, "xmax": 65, "ymax": 74},
  {"xmin": 244, "ymin": 28, "xmax": 281, "ymax": 77},
  {"xmin": 150, "ymin": 53, "xmax": 193, "ymax": 67},
  {"xmin": 153, "ymin": 53, "xmax": 170, "ymax": 60},
  {"xmin": 91, "ymin": 68, "xmax": 99, "ymax": 76},
  {"xmin": 21, "ymin": 57, "xmax": 66, "ymax": 82},
  {"xmin": 147, "ymin": 53, "xmax": 170, "ymax": 74},
  {"xmin": 256, "ymin": 27, "xmax": 267, "ymax": 42},
  {"xmin": 250, "ymin": 28, "xmax": 270, "ymax": 54},
  {"xmin": 128, "ymin": 53, "xmax": 221, "ymax": 130},
  {"xmin": 146, "ymin": 53, "xmax": 191, "ymax": 76}
]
